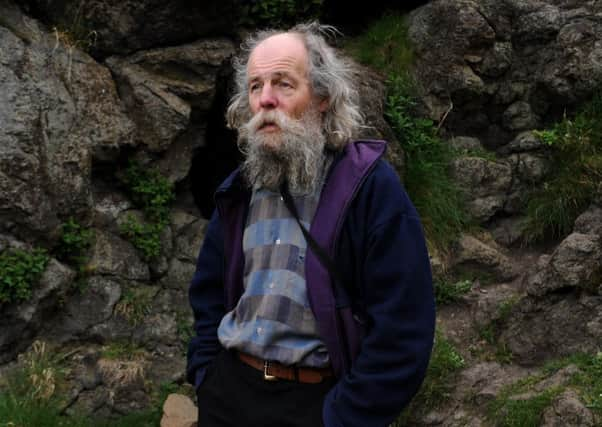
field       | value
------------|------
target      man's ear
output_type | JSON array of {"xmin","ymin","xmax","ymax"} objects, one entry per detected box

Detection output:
[{"xmin": 319, "ymin": 98, "xmax": 329, "ymax": 113}]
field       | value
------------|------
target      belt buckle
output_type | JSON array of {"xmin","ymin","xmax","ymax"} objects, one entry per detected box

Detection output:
[{"xmin": 263, "ymin": 360, "xmax": 278, "ymax": 381}]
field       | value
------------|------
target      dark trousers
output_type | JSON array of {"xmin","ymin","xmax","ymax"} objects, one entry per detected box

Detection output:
[{"xmin": 196, "ymin": 350, "xmax": 336, "ymax": 427}]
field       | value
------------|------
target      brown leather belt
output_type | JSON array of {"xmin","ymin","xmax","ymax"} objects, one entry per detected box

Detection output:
[{"xmin": 237, "ymin": 352, "xmax": 333, "ymax": 383}]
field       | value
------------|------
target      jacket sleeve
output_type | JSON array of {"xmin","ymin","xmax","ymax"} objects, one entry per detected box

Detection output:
[
  {"xmin": 323, "ymin": 161, "xmax": 436, "ymax": 427},
  {"xmin": 186, "ymin": 209, "xmax": 226, "ymax": 390}
]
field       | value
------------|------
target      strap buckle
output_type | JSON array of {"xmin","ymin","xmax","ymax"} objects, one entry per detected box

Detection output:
[{"xmin": 263, "ymin": 360, "xmax": 278, "ymax": 381}]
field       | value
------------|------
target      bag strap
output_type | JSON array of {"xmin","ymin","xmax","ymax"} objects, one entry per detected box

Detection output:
[{"xmin": 279, "ymin": 181, "xmax": 344, "ymax": 286}]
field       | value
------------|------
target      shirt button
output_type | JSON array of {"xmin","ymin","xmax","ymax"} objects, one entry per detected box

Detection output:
[
  {"xmin": 275, "ymin": 238, "xmax": 281, "ymax": 244},
  {"xmin": 269, "ymin": 283, "xmax": 275, "ymax": 289},
  {"xmin": 257, "ymin": 327, "xmax": 262, "ymax": 334}
]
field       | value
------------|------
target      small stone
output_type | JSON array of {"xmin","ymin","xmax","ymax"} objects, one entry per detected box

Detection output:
[{"xmin": 161, "ymin": 393, "xmax": 198, "ymax": 427}]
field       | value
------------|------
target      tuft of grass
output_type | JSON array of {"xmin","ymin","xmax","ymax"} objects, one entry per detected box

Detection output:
[
  {"xmin": 490, "ymin": 389, "xmax": 560, "ymax": 427},
  {"xmin": 524, "ymin": 90, "xmax": 602, "ymax": 243},
  {"xmin": 394, "ymin": 330, "xmax": 465, "ymax": 425},
  {"xmin": 100, "ymin": 341, "xmax": 147, "ymax": 361},
  {"xmin": 114, "ymin": 287, "xmax": 155, "ymax": 326},
  {"xmin": 434, "ymin": 278, "xmax": 472, "ymax": 306},
  {"xmin": 385, "ymin": 75, "xmax": 470, "ymax": 255},
  {"xmin": 345, "ymin": 12, "xmax": 413, "ymax": 77},
  {"xmin": 0, "ymin": 248, "xmax": 49, "ymax": 304}
]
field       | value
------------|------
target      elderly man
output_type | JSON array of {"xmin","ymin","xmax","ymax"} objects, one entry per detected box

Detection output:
[{"xmin": 187, "ymin": 22, "xmax": 435, "ymax": 427}]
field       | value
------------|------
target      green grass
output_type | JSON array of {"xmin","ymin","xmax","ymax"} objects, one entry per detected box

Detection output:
[
  {"xmin": 385, "ymin": 75, "xmax": 470, "ymax": 255},
  {"xmin": 0, "ymin": 248, "xmax": 49, "ymax": 304},
  {"xmin": 486, "ymin": 351, "xmax": 602, "ymax": 426},
  {"xmin": 394, "ymin": 330, "xmax": 465, "ymax": 425},
  {"xmin": 0, "ymin": 341, "xmax": 180, "ymax": 426},
  {"xmin": 434, "ymin": 278, "xmax": 472, "ymax": 305},
  {"xmin": 114, "ymin": 287, "xmax": 155, "ymax": 326},
  {"xmin": 524, "ymin": 91, "xmax": 602, "ymax": 243},
  {"xmin": 345, "ymin": 13, "xmax": 471, "ymax": 256},
  {"xmin": 345, "ymin": 12, "xmax": 413, "ymax": 77}
]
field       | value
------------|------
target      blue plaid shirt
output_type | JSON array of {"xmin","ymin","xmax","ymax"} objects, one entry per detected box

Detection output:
[{"xmin": 217, "ymin": 186, "xmax": 329, "ymax": 367}]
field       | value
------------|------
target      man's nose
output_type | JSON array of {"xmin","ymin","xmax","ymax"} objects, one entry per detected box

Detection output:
[{"xmin": 259, "ymin": 84, "xmax": 278, "ymax": 109}]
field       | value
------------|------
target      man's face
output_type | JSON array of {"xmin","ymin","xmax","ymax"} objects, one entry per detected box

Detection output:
[{"xmin": 246, "ymin": 33, "xmax": 322, "ymax": 148}]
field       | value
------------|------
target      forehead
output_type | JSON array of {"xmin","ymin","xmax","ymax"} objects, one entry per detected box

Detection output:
[{"xmin": 247, "ymin": 33, "xmax": 309, "ymax": 80}]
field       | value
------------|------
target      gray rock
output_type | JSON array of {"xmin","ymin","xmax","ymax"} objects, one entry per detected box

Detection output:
[
  {"xmin": 0, "ymin": 3, "xmax": 135, "ymax": 241},
  {"xmin": 573, "ymin": 206, "xmax": 602, "ymax": 237},
  {"xmin": 88, "ymin": 230, "xmax": 149, "ymax": 281},
  {"xmin": 407, "ymin": 0, "xmax": 602, "ymax": 141},
  {"xmin": 28, "ymin": 0, "xmax": 236, "ymax": 57},
  {"xmin": 449, "ymin": 136, "xmax": 484, "ymax": 153},
  {"xmin": 527, "ymin": 232, "xmax": 602, "ymax": 296},
  {"xmin": 541, "ymin": 390, "xmax": 595, "ymax": 427},
  {"xmin": 174, "ymin": 218, "xmax": 208, "ymax": 263},
  {"xmin": 453, "ymin": 234, "xmax": 518, "ymax": 282},
  {"xmin": 502, "ymin": 294, "xmax": 602, "ymax": 365},
  {"xmin": 502, "ymin": 101, "xmax": 539, "ymax": 131},
  {"xmin": 106, "ymin": 38, "xmax": 235, "ymax": 170},
  {"xmin": 50, "ymin": 276, "xmax": 121, "ymax": 340},
  {"xmin": 455, "ymin": 362, "xmax": 530, "ymax": 406},
  {"xmin": 0, "ymin": 257, "xmax": 75, "ymax": 362},
  {"xmin": 490, "ymin": 216, "xmax": 528, "ymax": 247},
  {"xmin": 514, "ymin": 5, "xmax": 562, "ymax": 41},
  {"xmin": 160, "ymin": 258, "xmax": 196, "ymax": 291},
  {"xmin": 450, "ymin": 157, "xmax": 513, "ymax": 222}
]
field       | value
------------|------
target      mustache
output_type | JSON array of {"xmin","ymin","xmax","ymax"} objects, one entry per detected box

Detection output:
[{"xmin": 245, "ymin": 110, "xmax": 303, "ymax": 135}]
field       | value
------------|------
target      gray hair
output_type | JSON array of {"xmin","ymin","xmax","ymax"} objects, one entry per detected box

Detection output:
[{"xmin": 226, "ymin": 22, "xmax": 364, "ymax": 150}]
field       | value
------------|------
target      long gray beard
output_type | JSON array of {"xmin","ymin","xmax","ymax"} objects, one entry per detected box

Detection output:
[{"xmin": 238, "ymin": 108, "xmax": 327, "ymax": 195}]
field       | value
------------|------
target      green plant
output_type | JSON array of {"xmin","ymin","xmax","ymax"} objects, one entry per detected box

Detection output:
[
  {"xmin": 57, "ymin": 218, "xmax": 93, "ymax": 263},
  {"xmin": 385, "ymin": 75, "xmax": 469, "ymax": 255},
  {"xmin": 101, "ymin": 341, "xmax": 147, "ymax": 361},
  {"xmin": 238, "ymin": 0, "xmax": 323, "ymax": 28},
  {"xmin": 0, "ymin": 248, "xmax": 49, "ymax": 304},
  {"xmin": 489, "ymin": 389, "xmax": 560, "ymax": 427},
  {"xmin": 345, "ymin": 12, "xmax": 413, "ymax": 76},
  {"xmin": 56, "ymin": 218, "xmax": 94, "ymax": 291},
  {"xmin": 119, "ymin": 214, "xmax": 163, "ymax": 261},
  {"xmin": 123, "ymin": 162, "xmax": 174, "ymax": 224},
  {"xmin": 114, "ymin": 287, "xmax": 155, "ymax": 326},
  {"xmin": 394, "ymin": 330, "xmax": 465, "ymax": 425},
  {"xmin": 524, "ymin": 91, "xmax": 602, "ymax": 243},
  {"xmin": 434, "ymin": 279, "xmax": 472, "ymax": 305},
  {"xmin": 0, "ymin": 341, "xmax": 77, "ymax": 427},
  {"xmin": 121, "ymin": 162, "xmax": 174, "ymax": 261}
]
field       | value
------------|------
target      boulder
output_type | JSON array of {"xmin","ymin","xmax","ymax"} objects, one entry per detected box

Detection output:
[
  {"xmin": 450, "ymin": 158, "xmax": 513, "ymax": 222},
  {"xmin": 452, "ymin": 234, "xmax": 518, "ymax": 282},
  {"xmin": 27, "ymin": 0, "xmax": 236, "ymax": 57},
  {"xmin": 407, "ymin": 0, "xmax": 602, "ymax": 143},
  {"xmin": 161, "ymin": 393, "xmax": 198, "ymax": 427},
  {"xmin": 0, "ymin": 1, "xmax": 135, "ymax": 242},
  {"xmin": 541, "ymin": 389, "xmax": 595, "ymax": 427},
  {"xmin": 0, "ymin": 256, "xmax": 75, "ymax": 362}
]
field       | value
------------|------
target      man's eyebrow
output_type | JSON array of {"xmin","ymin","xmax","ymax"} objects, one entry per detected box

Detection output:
[{"xmin": 248, "ymin": 71, "xmax": 296, "ymax": 82}]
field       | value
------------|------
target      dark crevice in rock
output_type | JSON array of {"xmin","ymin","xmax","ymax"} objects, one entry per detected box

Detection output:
[{"xmin": 189, "ymin": 63, "xmax": 240, "ymax": 219}]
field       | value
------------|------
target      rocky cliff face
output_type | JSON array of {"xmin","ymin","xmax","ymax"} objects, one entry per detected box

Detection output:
[{"xmin": 0, "ymin": 0, "xmax": 600, "ymax": 424}]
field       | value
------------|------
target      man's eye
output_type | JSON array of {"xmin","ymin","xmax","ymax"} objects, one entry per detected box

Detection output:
[
  {"xmin": 279, "ymin": 81, "xmax": 293, "ymax": 88},
  {"xmin": 250, "ymin": 84, "xmax": 261, "ymax": 92}
]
